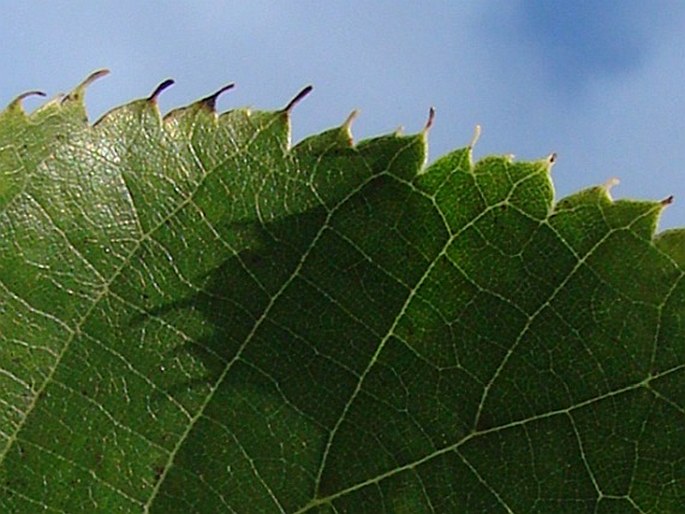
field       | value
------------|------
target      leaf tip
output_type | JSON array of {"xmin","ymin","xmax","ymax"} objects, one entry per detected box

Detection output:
[
  {"xmin": 200, "ymin": 83, "xmax": 235, "ymax": 111},
  {"xmin": 148, "ymin": 79, "xmax": 175, "ymax": 103},
  {"xmin": 284, "ymin": 85, "xmax": 313, "ymax": 113}
]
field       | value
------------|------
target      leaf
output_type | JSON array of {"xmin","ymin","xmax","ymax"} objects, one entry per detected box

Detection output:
[{"xmin": 1, "ymin": 73, "xmax": 683, "ymax": 513}]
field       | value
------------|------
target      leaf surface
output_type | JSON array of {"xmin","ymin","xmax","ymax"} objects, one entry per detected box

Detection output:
[{"xmin": 0, "ymin": 75, "xmax": 683, "ymax": 513}]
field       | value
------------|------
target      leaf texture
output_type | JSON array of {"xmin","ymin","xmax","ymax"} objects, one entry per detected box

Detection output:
[{"xmin": 0, "ymin": 74, "xmax": 683, "ymax": 513}]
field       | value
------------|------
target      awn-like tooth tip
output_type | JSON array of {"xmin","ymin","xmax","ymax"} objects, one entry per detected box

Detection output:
[
  {"xmin": 469, "ymin": 124, "xmax": 482, "ymax": 148},
  {"xmin": 603, "ymin": 177, "xmax": 620, "ymax": 192},
  {"xmin": 547, "ymin": 152, "xmax": 557, "ymax": 165},
  {"xmin": 70, "ymin": 69, "xmax": 110, "ymax": 98},
  {"xmin": 9, "ymin": 90, "xmax": 46, "ymax": 110},
  {"xmin": 661, "ymin": 195, "xmax": 674, "ymax": 206},
  {"xmin": 343, "ymin": 109, "xmax": 360, "ymax": 132},
  {"xmin": 394, "ymin": 125, "xmax": 405, "ymax": 136},
  {"xmin": 422, "ymin": 107, "xmax": 436, "ymax": 134},
  {"xmin": 200, "ymin": 83, "xmax": 235, "ymax": 111},
  {"xmin": 18, "ymin": 90, "xmax": 47, "ymax": 101},
  {"xmin": 284, "ymin": 85, "xmax": 313, "ymax": 113},
  {"xmin": 63, "ymin": 69, "xmax": 109, "ymax": 104},
  {"xmin": 148, "ymin": 79, "xmax": 175, "ymax": 103},
  {"xmin": 602, "ymin": 177, "xmax": 620, "ymax": 200},
  {"xmin": 80, "ymin": 69, "xmax": 110, "ymax": 89}
]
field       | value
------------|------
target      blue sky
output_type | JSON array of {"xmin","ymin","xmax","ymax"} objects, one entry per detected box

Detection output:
[{"xmin": 2, "ymin": 1, "xmax": 685, "ymax": 228}]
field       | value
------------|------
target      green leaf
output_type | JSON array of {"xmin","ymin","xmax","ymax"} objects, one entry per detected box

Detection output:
[{"xmin": 1, "ymin": 73, "xmax": 683, "ymax": 513}]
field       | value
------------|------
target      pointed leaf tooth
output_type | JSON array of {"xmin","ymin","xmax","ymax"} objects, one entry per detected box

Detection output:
[
  {"xmin": 7, "ymin": 91, "xmax": 46, "ymax": 113},
  {"xmin": 469, "ymin": 124, "xmax": 482, "ymax": 149},
  {"xmin": 603, "ymin": 177, "xmax": 620, "ymax": 201},
  {"xmin": 62, "ymin": 69, "xmax": 109, "ymax": 105},
  {"xmin": 422, "ymin": 106, "xmax": 436, "ymax": 134},
  {"xmin": 342, "ymin": 109, "xmax": 359, "ymax": 138},
  {"xmin": 299, "ymin": 109, "xmax": 361, "ymax": 150},
  {"xmin": 198, "ymin": 83, "xmax": 235, "ymax": 112},
  {"xmin": 163, "ymin": 83, "xmax": 235, "ymax": 123},
  {"xmin": 544, "ymin": 151, "xmax": 557, "ymax": 172},
  {"xmin": 148, "ymin": 79, "xmax": 175, "ymax": 103},
  {"xmin": 283, "ymin": 85, "xmax": 313, "ymax": 113},
  {"xmin": 661, "ymin": 195, "xmax": 674, "ymax": 206}
]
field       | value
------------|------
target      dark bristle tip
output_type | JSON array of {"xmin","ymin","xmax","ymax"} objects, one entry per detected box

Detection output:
[
  {"xmin": 9, "ymin": 90, "xmax": 47, "ymax": 111},
  {"xmin": 149, "ymin": 79, "xmax": 175, "ymax": 102},
  {"xmin": 201, "ymin": 83, "xmax": 235, "ymax": 110},
  {"xmin": 284, "ymin": 85, "xmax": 313, "ymax": 113},
  {"xmin": 424, "ymin": 107, "xmax": 436, "ymax": 132},
  {"xmin": 662, "ymin": 195, "xmax": 675, "ymax": 206},
  {"xmin": 17, "ymin": 91, "xmax": 47, "ymax": 102},
  {"xmin": 77, "ymin": 70, "xmax": 110, "ymax": 94},
  {"xmin": 86, "ymin": 69, "xmax": 110, "ymax": 83}
]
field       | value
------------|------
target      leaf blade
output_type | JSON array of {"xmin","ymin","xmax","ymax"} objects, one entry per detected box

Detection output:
[{"xmin": 1, "ymin": 77, "xmax": 683, "ymax": 513}]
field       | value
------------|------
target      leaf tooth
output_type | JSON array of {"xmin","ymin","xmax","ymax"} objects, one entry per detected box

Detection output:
[
  {"xmin": 342, "ymin": 109, "xmax": 359, "ymax": 133},
  {"xmin": 661, "ymin": 195, "xmax": 674, "ymax": 207},
  {"xmin": 148, "ymin": 79, "xmax": 175, "ymax": 103},
  {"xmin": 283, "ymin": 85, "xmax": 313, "ymax": 113},
  {"xmin": 545, "ymin": 152, "xmax": 557, "ymax": 172},
  {"xmin": 336, "ymin": 109, "xmax": 359, "ymax": 146},
  {"xmin": 469, "ymin": 124, "xmax": 482, "ymax": 149},
  {"xmin": 422, "ymin": 106, "xmax": 436, "ymax": 134},
  {"xmin": 199, "ymin": 83, "xmax": 235, "ymax": 112},
  {"xmin": 163, "ymin": 83, "xmax": 236, "ymax": 123},
  {"xmin": 7, "ymin": 90, "xmax": 46, "ymax": 113},
  {"xmin": 602, "ymin": 177, "xmax": 620, "ymax": 201},
  {"xmin": 62, "ymin": 69, "xmax": 110, "ymax": 105}
]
